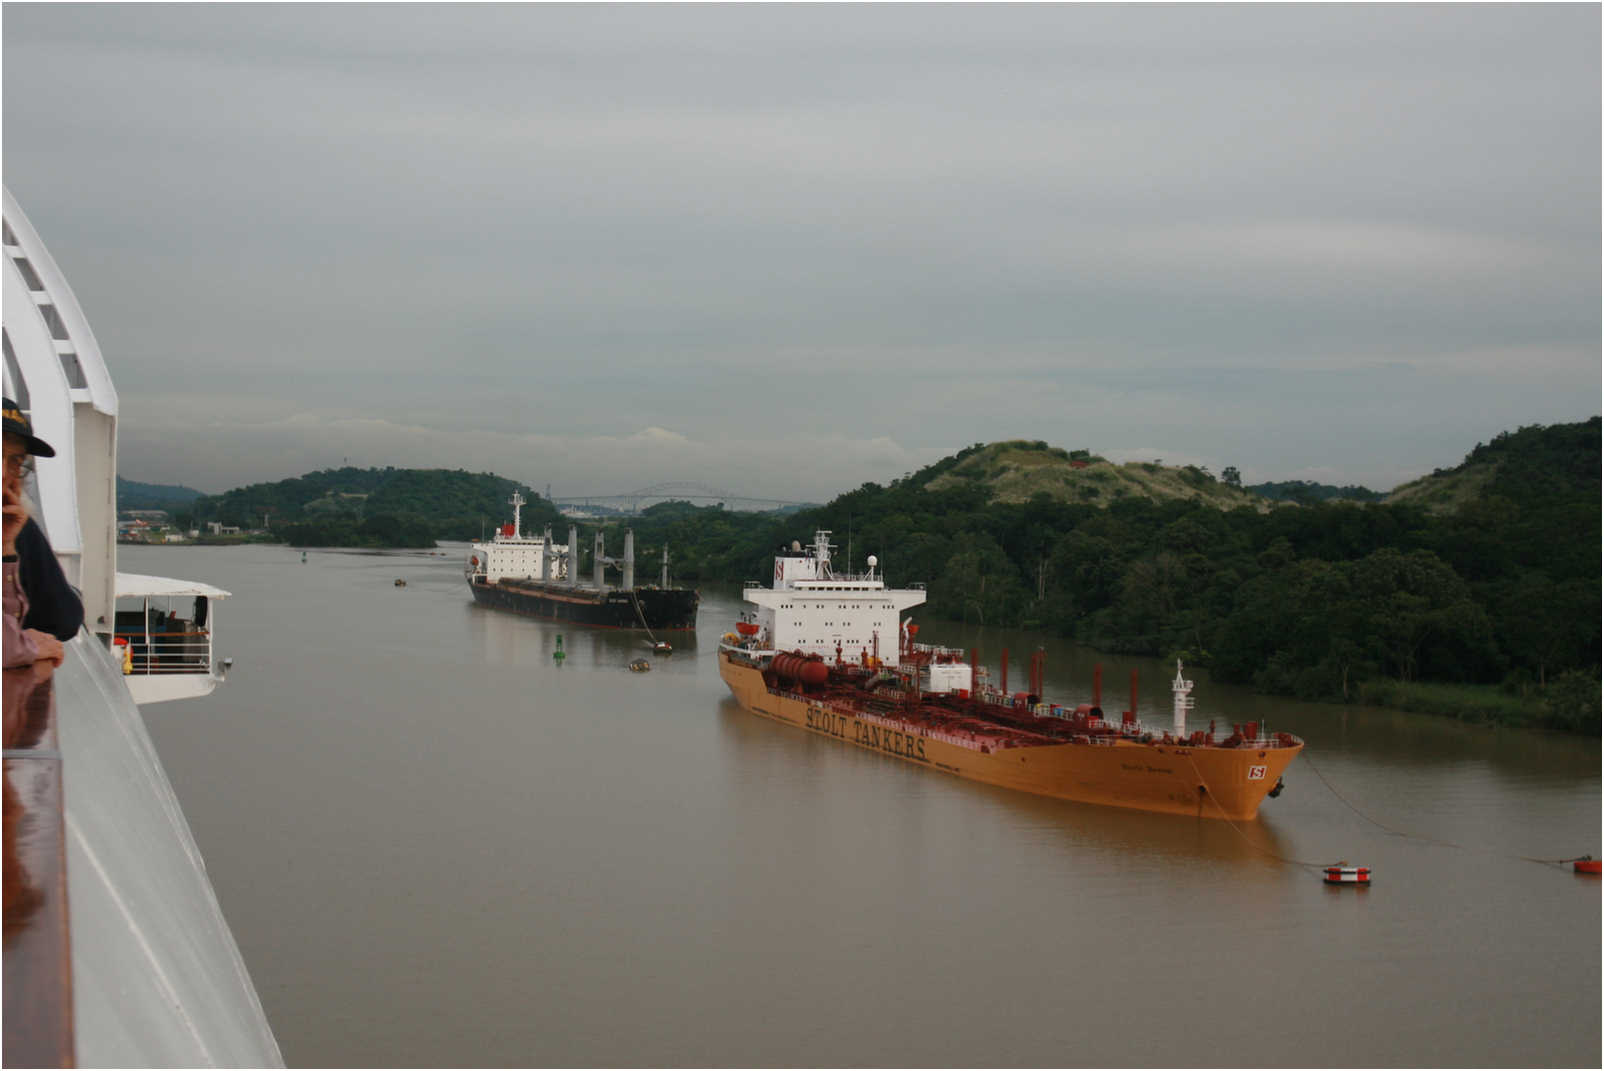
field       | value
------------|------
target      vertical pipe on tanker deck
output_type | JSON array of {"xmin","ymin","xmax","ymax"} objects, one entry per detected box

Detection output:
[
  {"xmin": 1125, "ymin": 669, "xmax": 1139, "ymax": 729},
  {"xmin": 1000, "ymin": 648, "xmax": 1009, "ymax": 695}
]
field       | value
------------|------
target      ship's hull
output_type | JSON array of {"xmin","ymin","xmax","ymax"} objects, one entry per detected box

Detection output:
[
  {"xmin": 718, "ymin": 651, "xmax": 1300, "ymax": 820},
  {"xmin": 469, "ymin": 577, "xmax": 698, "ymax": 630}
]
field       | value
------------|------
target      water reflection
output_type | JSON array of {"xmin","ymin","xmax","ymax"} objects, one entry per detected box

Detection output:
[{"xmin": 129, "ymin": 552, "xmax": 1602, "ymax": 1068}]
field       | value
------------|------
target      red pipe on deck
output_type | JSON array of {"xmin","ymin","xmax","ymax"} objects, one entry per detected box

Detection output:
[
  {"xmin": 1000, "ymin": 649, "xmax": 1009, "ymax": 694},
  {"xmin": 1124, "ymin": 669, "xmax": 1138, "ymax": 729},
  {"xmin": 1029, "ymin": 649, "xmax": 1044, "ymax": 699}
]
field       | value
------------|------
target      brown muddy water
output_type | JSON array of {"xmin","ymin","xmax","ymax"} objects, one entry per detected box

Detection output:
[{"xmin": 124, "ymin": 544, "xmax": 1600, "ymax": 1067}]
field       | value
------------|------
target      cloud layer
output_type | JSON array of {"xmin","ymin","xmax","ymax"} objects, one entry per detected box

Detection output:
[{"xmin": 5, "ymin": 5, "xmax": 1597, "ymax": 496}]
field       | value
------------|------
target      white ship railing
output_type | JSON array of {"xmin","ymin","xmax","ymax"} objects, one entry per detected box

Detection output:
[{"xmin": 115, "ymin": 633, "xmax": 216, "ymax": 676}]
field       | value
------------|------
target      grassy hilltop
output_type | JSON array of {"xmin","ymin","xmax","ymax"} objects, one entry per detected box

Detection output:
[
  {"xmin": 917, "ymin": 440, "xmax": 1267, "ymax": 509},
  {"xmin": 1386, "ymin": 417, "xmax": 1602, "ymax": 514}
]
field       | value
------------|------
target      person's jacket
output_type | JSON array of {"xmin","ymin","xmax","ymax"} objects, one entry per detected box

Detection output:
[{"xmin": 16, "ymin": 518, "xmax": 83, "ymax": 640}]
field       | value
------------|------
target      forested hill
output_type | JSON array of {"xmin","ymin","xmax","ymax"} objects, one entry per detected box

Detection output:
[
  {"xmin": 607, "ymin": 422, "xmax": 1599, "ymax": 730},
  {"xmin": 117, "ymin": 476, "xmax": 205, "ymax": 510},
  {"xmin": 1247, "ymin": 480, "xmax": 1385, "ymax": 504},
  {"xmin": 912, "ymin": 440, "xmax": 1265, "ymax": 509},
  {"xmin": 1387, "ymin": 417, "xmax": 1601, "ymax": 514},
  {"xmin": 189, "ymin": 467, "xmax": 561, "ymax": 547}
]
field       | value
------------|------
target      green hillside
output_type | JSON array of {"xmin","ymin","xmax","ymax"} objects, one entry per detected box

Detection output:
[
  {"xmin": 917, "ymin": 440, "xmax": 1267, "ymax": 510},
  {"xmin": 190, "ymin": 467, "xmax": 559, "ymax": 547},
  {"xmin": 611, "ymin": 426, "xmax": 1599, "ymax": 731},
  {"xmin": 1248, "ymin": 480, "xmax": 1385, "ymax": 504},
  {"xmin": 117, "ymin": 476, "xmax": 205, "ymax": 510},
  {"xmin": 1387, "ymin": 417, "xmax": 1601, "ymax": 515}
]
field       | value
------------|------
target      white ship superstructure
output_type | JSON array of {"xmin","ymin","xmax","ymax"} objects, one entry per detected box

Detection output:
[
  {"xmin": 468, "ymin": 492, "xmax": 573, "ymax": 585},
  {"xmin": 734, "ymin": 531, "xmax": 968, "ymax": 688}
]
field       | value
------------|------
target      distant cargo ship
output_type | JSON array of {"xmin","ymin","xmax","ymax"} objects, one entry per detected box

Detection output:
[
  {"xmin": 465, "ymin": 493, "xmax": 698, "ymax": 630},
  {"xmin": 718, "ymin": 531, "xmax": 1302, "ymax": 819}
]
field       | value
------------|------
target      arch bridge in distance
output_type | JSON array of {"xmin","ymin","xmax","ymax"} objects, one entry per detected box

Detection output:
[{"xmin": 548, "ymin": 481, "xmax": 816, "ymax": 517}]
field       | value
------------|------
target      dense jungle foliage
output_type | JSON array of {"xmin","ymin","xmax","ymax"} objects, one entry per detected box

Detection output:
[
  {"xmin": 185, "ymin": 467, "xmax": 560, "ymax": 548},
  {"xmin": 607, "ymin": 421, "xmax": 1600, "ymax": 732}
]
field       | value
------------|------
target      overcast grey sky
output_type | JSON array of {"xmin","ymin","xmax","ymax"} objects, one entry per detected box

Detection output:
[{"xmin": 5, "ymin": 4, "xmax": 1598, "ymax": 500}]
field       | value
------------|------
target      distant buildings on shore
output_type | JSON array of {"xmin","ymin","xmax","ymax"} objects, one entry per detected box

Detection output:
[{"xmin": 116, "ymin": 512, "xmax": 262, "ymax": 543}]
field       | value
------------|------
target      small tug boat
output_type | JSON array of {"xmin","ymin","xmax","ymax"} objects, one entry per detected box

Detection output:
[{"xmin": 628, "ymin": 658, "xmax": 651, "ymax": 673}]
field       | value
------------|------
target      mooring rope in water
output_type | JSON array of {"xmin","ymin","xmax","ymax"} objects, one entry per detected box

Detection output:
[
  {"xmin": 1300, "ymin": 750, "xmax": 1590, "ymax": 872},
  {"xmin": 1182, "ymin": 753, "xmax": 1328, "ymax": 873},
  {"xmin": 629, "ymin": 589, "xmax": 657, "ymax": 645}
]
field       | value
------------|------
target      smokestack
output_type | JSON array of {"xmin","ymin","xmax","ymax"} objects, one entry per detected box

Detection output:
[{"xmin": 622, "ymin": 529, "xmax": 635, "ymax": 591}]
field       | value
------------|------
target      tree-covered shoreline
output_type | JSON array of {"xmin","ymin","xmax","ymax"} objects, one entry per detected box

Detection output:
[
  {"xmin": 603, "ymin": 421, "xmax": 1601, "ymax": 734},
  {"xmin": 182, "ymin": 467, "xmax": 560, "ymax": 549},
  {"xmin": 172, "ymin": 421, "xmax": 1600, "ymax": 733}
]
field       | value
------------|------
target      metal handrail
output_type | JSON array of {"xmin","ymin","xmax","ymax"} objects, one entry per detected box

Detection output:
[{"xmin": 113, "ymin": 632, "xmax": 214, "ymax": 675}]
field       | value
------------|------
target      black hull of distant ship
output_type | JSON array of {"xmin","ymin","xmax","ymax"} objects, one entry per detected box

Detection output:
[{"xmin": 468, "ymin": 576, "xmax": 698, "ymax": 630}]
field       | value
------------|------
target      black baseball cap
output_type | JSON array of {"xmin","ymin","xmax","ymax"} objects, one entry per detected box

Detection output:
[{"xmin": 2, "ymin": 397, "xmax": 56, "ymax": 458}]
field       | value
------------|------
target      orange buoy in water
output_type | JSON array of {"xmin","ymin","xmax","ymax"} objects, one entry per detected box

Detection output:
[{"xmin": 1573, "ymin": 859, "xmax": 1601, "ymax": 875}]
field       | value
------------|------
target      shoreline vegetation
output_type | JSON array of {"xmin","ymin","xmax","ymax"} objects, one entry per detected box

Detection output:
[{"xmin": 162, "ymin": 420, "xmax": 1599, "ymax": 735}]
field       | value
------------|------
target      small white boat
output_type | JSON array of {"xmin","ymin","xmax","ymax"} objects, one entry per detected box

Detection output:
[{"xmin": 113, "ymin": 572, "xmax": 234, "ymax": 704}]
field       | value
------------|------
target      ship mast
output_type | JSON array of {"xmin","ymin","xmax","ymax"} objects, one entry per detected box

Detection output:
[
  {"xmin": 1172, "ymin": 660, "xmax": 1194, "ymax": 738},
  {"xmin": 508, "ymin": 491, "xmax": 525, "ymax": 538}
]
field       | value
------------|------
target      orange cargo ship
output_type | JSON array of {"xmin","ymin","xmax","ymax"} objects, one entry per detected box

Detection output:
[{"xmin": 717, "ymin": 532, "xmax": 1302, "ymax": 820}]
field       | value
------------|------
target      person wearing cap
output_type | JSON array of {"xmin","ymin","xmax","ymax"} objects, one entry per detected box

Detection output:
[{"xmin": 4, "ymin": 398, "xmax": 82, "ymax": 675}]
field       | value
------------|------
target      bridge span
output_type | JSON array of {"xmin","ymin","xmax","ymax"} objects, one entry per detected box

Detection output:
[{"xmin": 548, "ymin": 481, "xmax": 814, "ymax": 516}]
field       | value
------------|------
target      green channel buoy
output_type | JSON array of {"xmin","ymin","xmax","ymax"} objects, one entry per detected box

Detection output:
[{"xmin": 554, "ymin": 634, "xmax": 566, "ymax": 663}]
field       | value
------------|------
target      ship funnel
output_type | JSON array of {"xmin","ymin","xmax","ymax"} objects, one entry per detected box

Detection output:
[
  {"xmin": 622, "ymin": 529, "xmax": 635, "ymax": 591},
  {"xmin": 568, "ymin": 526, "xmax": 579, "ymax": 586},
  {"xmin": 594, "ymin": 530, "xmax": 606, "ymax": 590}
]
